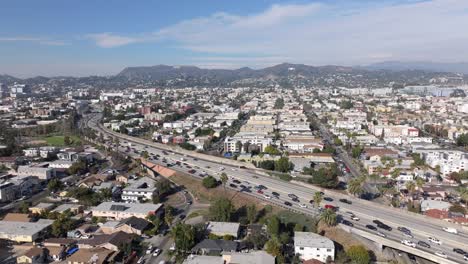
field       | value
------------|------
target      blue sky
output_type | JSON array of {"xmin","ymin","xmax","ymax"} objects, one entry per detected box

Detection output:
[{"xmin": 1, "ymin": 0, "xmax": 467, "ymax": 77}]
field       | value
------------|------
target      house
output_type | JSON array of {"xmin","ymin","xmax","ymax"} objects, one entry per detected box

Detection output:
[
  {"xmin": 0, "ymin": 219, "xmax": 54, "ymax": 242},
  {"xmin": 294, "ymin": 231, "xmax": 335, "ymax": 262},
  {"xmin": 51, "ymin": 204, "xmax": 84, "ymax": 215},
  {"xmin": 420, "ymin": 200, "xmax": 451, "ymax": 212},
  {"xmin": 16, "ymin": 247, "xmax": 48, "ymax": 264},
  {"xmin": 223, "ymin": 250, "xmax": 275, "ymax": 264},
  {"xmin": 116, "ymin": 175, "xmax": 129, "ymax": 184},
  {"xmin": 206, "ymin": 222, "xmax": 240, "ymax": 238},
  {"xmin": 77, "ymin": 231, "xmax": 134, "ymax": 251},
  {"xmin": 3, "ymin": 213, "xmax": 31, "ymax": 222},
  {"xmin": 183, "ymin": 255, "xmax": 224, "ymax": 264},
  {"xmin": 100, "ymin": 216, "xmax": 151, "ymax": 235},
  {"xmin": 191, "ymin": 239, "xmax": 238, "ymax": 255},
  {"xmin": 0, "ymin": 182, "xmax": 18, "ymax": 202},
  {"xmin": 29, "ymin": 203, "xmax": 55, "ymax": 215},
  {"xmin": 87, "ymin": 202, "xmax": 163, "ymax": 220},
  {"xmin": 66, "ymin": 247, "xmax": 115, "ymax": 264}
]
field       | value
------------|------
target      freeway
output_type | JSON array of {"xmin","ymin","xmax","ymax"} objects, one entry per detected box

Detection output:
[{"xmin": 86, "ymin": 113, "xmax": 468, "ymax": 263}]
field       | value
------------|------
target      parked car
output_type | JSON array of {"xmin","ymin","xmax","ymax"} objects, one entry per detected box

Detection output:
[{"xmin": 152, "ymin": 248, "xmax": 161, "ymax": 257}]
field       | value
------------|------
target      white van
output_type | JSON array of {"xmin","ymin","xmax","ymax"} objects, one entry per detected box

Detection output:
[{"xmin": 442, "ymin": 227, "xmax": 458, "ymax": 234}]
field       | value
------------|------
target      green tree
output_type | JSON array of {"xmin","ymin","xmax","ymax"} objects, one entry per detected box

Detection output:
[
  {"xmin": 246, "ymin": 204, "xmax": 257, "ymax": 224},
  {"xmin": 449, "ymin": 204, "xmax": 466, "ymax": 215},
  {"xmin": 274, "ymin": 98, "xmax": 285, "ymax": 109},
  {"xmin": 348, "ymin": 178, "xmax": 364, "ymax": 197},
  {"xmin": 47, "ymin": 178, "xmax": 63, "ymax": 193},
  {"xmin": 347, "ymin": 245, "xmax": 370, "ymax": 264},
  {"xmin": 165, "ymin": 206, "xmax": 175, "ymax": 226},
  {"xmin": 220, "ymin": 172, "xmax": 228, "ymax": 190},
  {"xmin": 351, "ymin": 146, "xmax": 363, "ymax": 158},
  {"xmin": 456, "ymin": 133, "xmax": 468, "ymax": 147},
  {"xmin": 19, "ymin": 201, "xmax": 30, "ymax": 214},
  {"xmin": 313, "ymin": 192, "xmax": 323, "ymax": 208},
  {"xmin": 457, "ymin": 186, "xmax": 468, "ymax": 207},
  {"xmin": 274, "ymin": 157, "xmax": 293, "ymax": 173},
  {"xmin": 171, "ymin": 223, "xmax": 196, "ymax": 252},
  {"xmin": 267, "ymin": 215, "xmax": 281, "ymax": 237},
  {"xmin": 264, "ymin": 145, "xmax": 281, "ymax": 155},
  {"xmin": 320, "ymin": 208, "xmax": 337, "ymax": 226},
  {"xmin": 202, "ymin": 176, "xmax": 218, "ymax": 188},
  {"xmin": 264, "ymin": 236, "xmax": 282, "ymax": 257},
  {"xmin": 209, "ymin": 197, "xmax": 234, "ymax": 222},
  {"xmin": 64, "ymin": 135, "xmax": 72, "ymax": 146},
  {"xmin": 405, "ymin": 181, "xmax": 416, "ymax": 197}
]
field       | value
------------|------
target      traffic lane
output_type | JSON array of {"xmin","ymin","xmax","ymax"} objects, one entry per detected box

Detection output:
[{"xmin": 89, "ymin": 118, "xmax": 468, "ymax": 252}]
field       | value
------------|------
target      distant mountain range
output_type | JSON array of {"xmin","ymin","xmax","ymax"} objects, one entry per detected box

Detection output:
[
  {"xmin": 1, "ymin": 62, "xmax": 466, "ymax": 89},
  {"xmin": 364, "ymin": 61, "xmax": 468, "ymax": 74}
]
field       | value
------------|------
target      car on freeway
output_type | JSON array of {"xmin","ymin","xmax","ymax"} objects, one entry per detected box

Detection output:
[
  {"xmin": 324, "ymin": 204, "xmax": 337, "ymax": 210},
  {"xmin": 342, "ymin": 220, "xmax": 353, "ymax": 227},
  {"xmin": 417, "ymin": 241, "xmax": 430, "ymax": 248},
  {"xmin": 351, "ymin": 215, "xmax": 360, "ymax": 221},
  {"xmin": 377, "ymin": 223, "xmax": 392, "ymax": 231},
  {"xmin": 339, "ymin": 198, "xmax": 352, "ymax": 204},
  {"xmin": 299, "ymin": 203, "xmax": 307, "ymax": 208},
  {"xmin": 401, "ymin": 240, "xmax": 416, "ymax": 248},
  {"xmin": 288, "ymin": 193, "xmax": 298, "ymax": 199},
  {"xmin": 229, "ymin": 184, "xmax": 238, "ymax": 188},
  {"xmin": 264, "ymin": 195, "xmax": 272, "ymax": 199},
  {"xmin": 377, "ymin": 231, "xmax": 386, "ymax": 238},
  {"xmin": 179, "ymin": 214, "xmax": 186, "ymax": 220},
  {"xmin": 397, "ymin": 227, "xmax": 411, "ymax": 234},
  {"xmin": 464, "ymin": 254, "xmax": 468, "ymax": 261},
  {"xmin": 292, "ymin": 198, "xmax": 300, "ymax": 203},
  {"xmin": 188, "ymin": 169, "xmax": 196, "ymax": 174},
  {"xmin": 233, "ymin": 179, "xmax": 241, "ymax": 184},
  {"xmin": 257, "ymin": 185, "xmax": 267, "ymax": 190},
  {"xmin": 284, "ymin": 201, "xmax": 292, "ymax": 206},
  {"xmin": 257, "ymin": 190, "xmax": 264, "ymax": 194},
  {"xmin": 309, "ymin": 199, "xmax": 315, "ymax": 204},
  {"xmin": 442, "ymin": 227, "xmax": 458, "ymax": 234},
  {"xmin": 365, "ymin": 225, "xmax": 377, "ymax": 231},
  {"xmin": 239, "ymin": 184, "xmax": 246, "ymax": 189},
  {"xmin": 152, "ymin": 248, "xmax": 161, "ymax": 257},
  {"xmin": 403, "ymin": 232, "xmax": 414, "ymax": 238},
  {"xmin": 453, "ymin": 248, "xmax": 466, "ymax": 255},
  {"xmin": 435, "ymin": 252, "xmax": 447, "ymax": 258},
  {"xmin": 323, "ymin": 197, "xmax": 333, "ymax": 202},
  {"xmin": 373, "ymin": 220, "xmax": 383, "ymax": 225},
  {"xmin": 272, "ymin": 192, "xmax": 280, "ymax": 197},
  {"xmin": 428, "ymin": 237, "xmax": 442, "ymax": 245}
]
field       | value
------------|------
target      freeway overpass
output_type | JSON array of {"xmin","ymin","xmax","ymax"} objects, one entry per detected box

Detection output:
[{"xmin": 85, "ymin": 113, "xmax": 468, "ymax": 263}]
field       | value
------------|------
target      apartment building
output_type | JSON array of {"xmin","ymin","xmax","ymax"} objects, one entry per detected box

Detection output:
[{"xmin": 294, "ymin": 232, "xmax": 335, "ymax": 262}]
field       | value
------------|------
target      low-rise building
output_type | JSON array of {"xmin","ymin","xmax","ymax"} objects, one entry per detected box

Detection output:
[
  {"xmin": 87, "ymin": 202, "xmax": 163, "ymax": 220},
  {"xmin": 0, "ymin": 219, "xmax": 54, "ymax": 242},
  {"xmin": 294, "ymin": 231, "xmax": 335, "ymax": 262},
  {"xmin": 206, "ymin": 222, "xmax": 240, "ymax": 238}
]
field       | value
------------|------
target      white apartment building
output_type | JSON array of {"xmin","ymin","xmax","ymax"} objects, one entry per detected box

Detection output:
[
  {"xmin": 294, "ymin": 232, "xmax": 335, "ymax": 262},
  {"xmin": 370, "ymin": 124, "xmax": 419, "ymax": 138},
  {"xmin": 122, "ymin": 177, "xmax": 157, "ymax": 202},
  {"xmin": 224, "ymin": 133, "xmax": 273, "ymax": 153},
  {"xmin": 416, "ymin": 149, "xmax": 467, "ymax": 177},
  {"xmin": 17, "ymin": 166, "xmax": 55, "ymax": 180}
]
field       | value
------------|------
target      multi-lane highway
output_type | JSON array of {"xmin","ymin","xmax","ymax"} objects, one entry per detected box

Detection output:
[{"xmin": 86, "ymin": 113, "xmax": 468, "ymax": 263}]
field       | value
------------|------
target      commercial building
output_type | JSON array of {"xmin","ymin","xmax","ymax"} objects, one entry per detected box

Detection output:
[{"xmin": 0, "ymin": 219, "xmax": 54, "ymax": 242}]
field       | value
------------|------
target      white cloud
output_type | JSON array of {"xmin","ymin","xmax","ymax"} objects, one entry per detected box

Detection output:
[
  {"xmin": 86, "ymin": 0, "xmax": 468, "ymax": 66},
  {"xmin": 85, "ymin": 33, "xmax": 141, "ymax": 48},
  {"xmin": 0, "ymin": 37, "xmax": 67, "ymax": 46}
]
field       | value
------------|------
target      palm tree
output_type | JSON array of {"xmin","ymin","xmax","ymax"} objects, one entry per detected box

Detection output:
[
  {"xmin": 405, "ymin": 181, "xmax": 416, "ymax": 198},
  {"xmin": 415, "ymin": 177, "xmax": 425, "ymax": 190},
  {"xmin": 320, "ymin": 208, "xmax": 337, "ymax": 226},
  {"xmin": 313, "ymin": 192, "xmax": 323, "ymax": 208},
  {"xmin": 348, "ymin": 178, "xmax": 364, "ymax": 197},
  {"xmin": 220, "ymin": 173, "xmax": 228, "ymax": 190}
]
